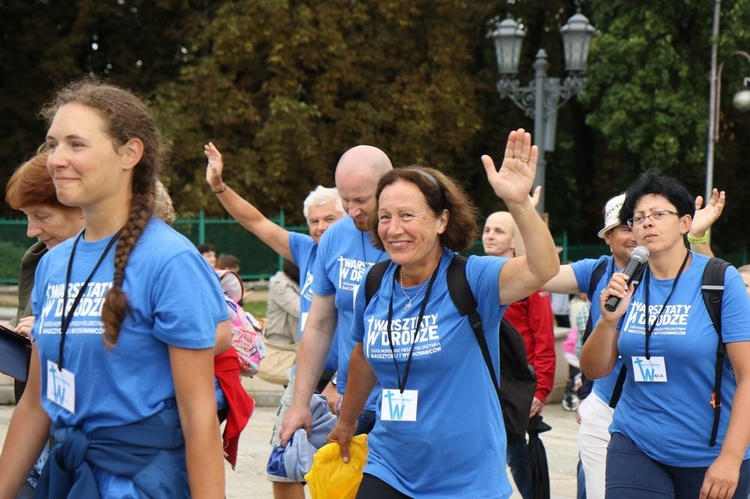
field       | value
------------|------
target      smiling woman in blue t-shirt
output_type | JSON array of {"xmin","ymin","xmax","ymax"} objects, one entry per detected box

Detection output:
[
  {"xmin": 581, "ymin": 169, "xmax": 750, "ymax": 499},
  {"xmin": 326, "ymin": 128, "xmax": 559, "ymax": 499},
  {"xmin": 0, "ymin": 79, "xmax": 229, "ymax": 498}
]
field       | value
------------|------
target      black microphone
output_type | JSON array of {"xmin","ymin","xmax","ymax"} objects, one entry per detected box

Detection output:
[{"xmin": 604, "ymin": 246, "xmax": 649, "ymax": 312}]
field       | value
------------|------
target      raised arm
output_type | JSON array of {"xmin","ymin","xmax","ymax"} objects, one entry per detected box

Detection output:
[
  {"xmin": 689, "ymin": 188, "xmax": 725, "ymax": 258},
  {"xmin": 513, "ymin": 185, "xmax": 579, "ymax": 295},
  {"xmin": 204, "ymin": 142, "xmax": 292, "ymax": 261},
  {"xmin": 482, "ymin": 129, "xmax": 559, "ymax": 305},
  {"xmin": 542, "ymin": 265, "xmax": 582, "ymax": 295}
]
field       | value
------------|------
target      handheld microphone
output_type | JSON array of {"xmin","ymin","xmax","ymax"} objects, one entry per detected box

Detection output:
[{"xmin": 604, "ymin": 246, "xmax": 649, "ymax": 312}]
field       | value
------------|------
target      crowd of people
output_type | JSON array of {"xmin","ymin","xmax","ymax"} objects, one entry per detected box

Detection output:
[{"xmin": 1, "ymin": 76, "xmax": 748, "ymax": 499}]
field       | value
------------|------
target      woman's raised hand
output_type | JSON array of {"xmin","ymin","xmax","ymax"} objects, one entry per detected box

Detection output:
[
  {"xmin": 482, "ymin": 128, "xmax": 538, "ymax": 206},
  {"xmin": 691, "ymin": 188, "xmax": 726, "ymax": 238}
]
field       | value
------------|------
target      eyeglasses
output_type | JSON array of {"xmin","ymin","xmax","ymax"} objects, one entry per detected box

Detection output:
[{"xmin": 626, "ymin": 210, "xmax": 679, "ymax": 228}]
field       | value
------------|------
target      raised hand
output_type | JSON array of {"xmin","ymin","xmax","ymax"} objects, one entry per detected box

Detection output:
[
  {"xmin": 530, "ymin": 185, "xmax": 542, "ymax": 209},
  {"xmin": 691, "ymin": 188, "xmax": 726, "ymax": 237},
  {"xmin": 204, "ymin": 142, "xmax": 225, "ymax": 192},
  {"xmin": 482, "ymin": 128, "xmax": 538, "ymax": 206}
]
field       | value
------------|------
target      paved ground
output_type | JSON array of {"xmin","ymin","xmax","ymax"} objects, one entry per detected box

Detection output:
[{"xmin": 0, "ymin": 400, "xmax": 581, "ymax": 498}]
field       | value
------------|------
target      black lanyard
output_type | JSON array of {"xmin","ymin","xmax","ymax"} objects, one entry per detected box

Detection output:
[
  {"xmin": 643, "ymin": 251, "xmax": 690, "ymax": 359},
  {"xmin": 386, "ymin": 261, "xmax": 440, "ymax": 394},
  {"xmin": 59, "ymin": 231, "xmax": 120, "ymax": 370}
]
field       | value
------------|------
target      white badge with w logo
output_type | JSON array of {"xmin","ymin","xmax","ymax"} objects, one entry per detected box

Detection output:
[{"xmin": 631, "ymin": 356, "xmax": 668, "ymax": 382}]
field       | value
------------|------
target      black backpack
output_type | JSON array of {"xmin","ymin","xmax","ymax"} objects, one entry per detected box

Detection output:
[
  {"xmin": 605, "ymin": 257, "xmax": 731, "ymax": 447},
  {"xmin": 364, "ymin": 255, "xmax": 537, "ymax": 444}
]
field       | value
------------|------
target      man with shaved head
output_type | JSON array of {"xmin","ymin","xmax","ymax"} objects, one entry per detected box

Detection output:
[
  {"xmin": 280, "ymin": 145, "xmax": 393, "ymax": 451},
  {"xmin": 483, "ymin": 211, "xmax": 555, "ymax": 499}
]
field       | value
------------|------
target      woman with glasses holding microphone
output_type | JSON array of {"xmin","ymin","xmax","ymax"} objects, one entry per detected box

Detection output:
[{"xmin": 581, "ymin": 169, "xmax": 750, "ymax": 499}]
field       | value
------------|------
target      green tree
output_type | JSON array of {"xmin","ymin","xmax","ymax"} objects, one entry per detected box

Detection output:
[
  {"xmin": 582, "ymin": 0, "xmax": 750, "ymax": 253},
  {"xmin": 3, "ymin": 0, "xmax": 749, "ymax": 257},
  {"xmin": 154, "ymin": 0, "xmax": 506, "ymax": 222},
  {"xmin": 0, "ymin": 0, "xmax": 208, "ymax": 216}
]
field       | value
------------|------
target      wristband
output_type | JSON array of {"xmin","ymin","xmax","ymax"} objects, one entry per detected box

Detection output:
[
  {"xmin": 687, "ymin": 232, "xmax": 708, "ymax": 244},
  {"xmin": 212, "ymin": 183, "xmax": 227, "ymax": 194}
]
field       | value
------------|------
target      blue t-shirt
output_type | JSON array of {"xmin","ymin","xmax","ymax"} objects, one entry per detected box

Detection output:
[
  {"xmin": 610, "ymin": 253, "xmax": 750, "ymax": 466},
  {"xmin": 571, "ymin": 255, "xmax": 624, "ymax": 403},
  {"xmin": 353, "ymin": 250, "xmax": 512, "ymax": 498},
  {"xmin": 32, "ymin": 218, "xmax": 228, "ymax": 433},
  {"xmin": 289, "ymin": 232, "xmax": 337, "ymax": 372},
  {"xmin": 312, "ymin": 216, "xmax": 387, "ymax": 409}
]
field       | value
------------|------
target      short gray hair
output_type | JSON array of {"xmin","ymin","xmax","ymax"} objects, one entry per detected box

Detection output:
[{"xmin": 303, "ymin": 186, "xmax": 344, "ymax": 219}]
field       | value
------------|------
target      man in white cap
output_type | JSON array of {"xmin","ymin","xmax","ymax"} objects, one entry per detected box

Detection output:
[{"xmin": 542, "ymin": 189, "xmax": 724, "ymax": 499}]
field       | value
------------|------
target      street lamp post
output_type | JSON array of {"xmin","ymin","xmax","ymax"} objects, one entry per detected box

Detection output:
[
  {"xmin": 491, "ymin": 13, "xmax": 596, "ymax": 213},
  {"xmin": 706, "ymin": 50, "xmax": 750, "ymax": 201},
  {"xmin": 704, "ymin": 0, "xmax": 750, "ymax": 246}
]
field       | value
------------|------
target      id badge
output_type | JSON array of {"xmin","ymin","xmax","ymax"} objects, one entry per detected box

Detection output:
[
  {"xmin": 380, "ymin": 389, "xmax": 418, "ymax": 422},
  {"xmin": 631, "ymin": 356, "xmax": 667, "ymax": 382},
  {"xmin": 46, "ymin": 360, "xmax": 76, "ymax": 413}
]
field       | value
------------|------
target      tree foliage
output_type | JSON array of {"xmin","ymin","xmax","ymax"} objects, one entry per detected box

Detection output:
[
  {"xmin": 0, "ymin": 0, "xmax": 211, "ymax": 207},
  {"xmin": 1, "ymin": 0, "xmax": 749, "ymax": 253},
  {"xmin": 154, "ymin": 0, "xmax": 506, "ymax": 220},
  {"xmin": 582, "ymin": 0, "xmax": 750, "ymax": 252}
]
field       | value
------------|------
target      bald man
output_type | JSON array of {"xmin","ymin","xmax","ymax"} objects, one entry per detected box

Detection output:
[
  {"xmin": 280, "ymin": 145, "xmax": 393, "ymax": 448},
  {"xmin": 483, "ymin": 211, "xmax": 555, "ymax": 499}
]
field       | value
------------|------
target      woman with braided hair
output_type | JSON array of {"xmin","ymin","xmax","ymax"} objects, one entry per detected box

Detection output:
[{"xmin": 0, "ymin": 79, "xmax": 229, "ymax": 497}]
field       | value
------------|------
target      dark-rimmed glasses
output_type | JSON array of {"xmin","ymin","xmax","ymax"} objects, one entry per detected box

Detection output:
[{"xmin": 626, "ymin": 210, "xmax": 679, "ymax": 229}]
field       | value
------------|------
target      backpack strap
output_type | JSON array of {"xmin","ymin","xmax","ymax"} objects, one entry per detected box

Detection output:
[
  {"xmin": 607, "ymin": 365, "xmax": 628, "ymax": 408},
  {"xmin": 446, "ymin": 255, "xmax": 503, "ymax": 406},
  {"xmin": 576, "ymin": 259, "xmax": 609, "ymax": 400},
  {"xmin": 364, "ymin": 260, "xmax": 391, "ymax": 307},
  {"xmin": 703, "ymin": 257, "xmax": 730, "ymax": 447},
  {"xmin": 446, "ymin": 255, "xmax": 481, "ymax": 333},
  {"xmin": 581, "ymin": 259, "xmax": 609, "ymax": 345}
]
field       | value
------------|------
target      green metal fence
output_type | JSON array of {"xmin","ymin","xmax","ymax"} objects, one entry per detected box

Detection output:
[
  {"xmin": 0, "ymin": 212, "xmax": 309, "ymax": 284},
  {"xmin": 2, "ymin": 213, "xmax": 748, "ymax": 285},
  {"xmin": 171, "ymin": 211, "xmax": 309, "ymax": 280}
]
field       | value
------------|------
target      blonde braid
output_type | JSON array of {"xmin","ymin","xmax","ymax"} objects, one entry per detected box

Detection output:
[{"xmin": 101, "ymin": 191, "xmax": 154, "ymax": 348}]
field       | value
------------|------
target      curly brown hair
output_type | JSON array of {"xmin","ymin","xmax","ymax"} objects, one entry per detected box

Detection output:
[
  {"xmin": 41, "ymin": 78, "xmax": 166, "ymax": 348},
  {"xmin": 368, "ymin": 166, "xmax": 479, "ymax": 252}
]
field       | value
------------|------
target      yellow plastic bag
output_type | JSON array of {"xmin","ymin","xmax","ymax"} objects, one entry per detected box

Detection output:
[{"xmin": 305, "ymin": 434, "xmax": 368, "ymax": 499}]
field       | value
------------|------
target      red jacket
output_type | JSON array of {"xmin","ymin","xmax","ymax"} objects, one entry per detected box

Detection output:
[
  {"xmin": 215, "ymin": 347, "xmax": 255, "ymax": 468},
  {"xmin": 503, "ymin": 290, "xmax": 556, "ymax": 403}
]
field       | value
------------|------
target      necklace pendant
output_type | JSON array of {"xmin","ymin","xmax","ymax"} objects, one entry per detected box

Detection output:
[{"xmin": 404, "ymin": 301, "xmax": 412, "ymax": 311}]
